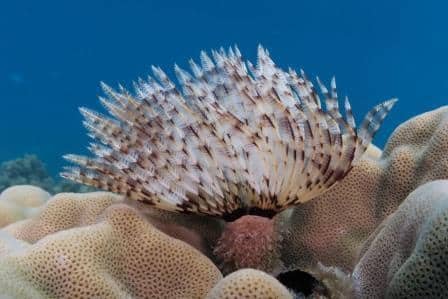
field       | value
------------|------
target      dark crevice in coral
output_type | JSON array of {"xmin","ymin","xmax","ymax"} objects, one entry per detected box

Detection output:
[
  {"xmin": 222, "ymin": 207, "xmax": 276, "ymax": 222},
  {"xmin": 277, "ymin": 269, "xmax": 326, "ymax": 297}
]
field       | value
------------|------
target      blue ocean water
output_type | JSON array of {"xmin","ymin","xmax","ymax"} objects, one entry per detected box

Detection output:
[{"xmin": 0, "ymin": 0, "xmax": 446, "ymax": 176}]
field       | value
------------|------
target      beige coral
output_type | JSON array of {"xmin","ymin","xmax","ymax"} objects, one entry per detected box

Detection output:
[
  {"xmin": 0, "ymin": 185, "xmax": 50, "ymax": 207},
  {"xmin": 0, "ymin": 204, "xmax": 222, "ymax": 298},
  {"xmin": 277, "ymin": 106, "xmax": 448, "ymax": 272},
  {"xmin": 353, "ymin": 180, "xmax": 448, "ymax": 298},
  {"xmin": 363, "ymin": 143, "xmax": 383, "ymax": 160},
  {"xmin": 3, "ymin": 191, "xmax": 123, "ymax": 243},
  {"xmin": 127, "ymin": 200, "xmax": 224, "ymax": 257},
  {"xmin": 206, "ymin": 268, "xmax": 292, "ymax": 299},
  {"xmin": 1, "ymin": 190, "xmax": 221, "ymax": 264},
  {"xmin": 0, "ymin": 185, "xmax": 50, "ymax": 228},
  {"xmin": 0, "ymin": 231, "xmax": 29, "ymax": 257}
]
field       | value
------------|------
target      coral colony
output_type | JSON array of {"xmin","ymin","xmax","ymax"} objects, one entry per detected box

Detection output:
[{"xmin": 62, "ymin": 46, "xmax": 396, "ymax": 271}]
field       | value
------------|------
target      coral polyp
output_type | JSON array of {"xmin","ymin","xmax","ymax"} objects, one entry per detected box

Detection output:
[{"xmin": 62, "ymin": 46, "xmax": 396, "ymax": 218}]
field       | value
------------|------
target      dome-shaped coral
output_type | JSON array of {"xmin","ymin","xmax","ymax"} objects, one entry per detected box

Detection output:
[
  {"xmin": 0, "ymin": 185, "xmax": 50, "ymax": 228},
  {"xmin": 0, "ymin": 204, "xmax": 222, "ymax": 298},
  {"xmin": 3, "ymin": 191, "xmax": 122, "ymax": 243},
  {"xmin": 206, "ymin": 268, "xmax": 292, "ymax": 299},
  {"xmin": 353, "ymin": 180, "xmax": 448, "ymax": 298}
]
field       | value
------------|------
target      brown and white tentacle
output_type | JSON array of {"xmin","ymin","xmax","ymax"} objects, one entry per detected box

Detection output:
[{"xmin": 62, "ymin": 46, "xmax": 396, "ymax": 217}]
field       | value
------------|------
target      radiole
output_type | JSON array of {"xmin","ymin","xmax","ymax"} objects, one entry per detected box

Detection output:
[{"xmin": 62, "ymin": 46, "xmax": 396, "ymax": 218}]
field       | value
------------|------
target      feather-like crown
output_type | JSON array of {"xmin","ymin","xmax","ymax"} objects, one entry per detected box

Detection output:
[{"xmin": 62, "ymin": 46, "xmax": 396, "ymax": 219}]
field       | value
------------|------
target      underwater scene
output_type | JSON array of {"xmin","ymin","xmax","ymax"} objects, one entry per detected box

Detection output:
[{"xmin": 1, "ymin": 0, "xmax": 447, "ymax": 298}]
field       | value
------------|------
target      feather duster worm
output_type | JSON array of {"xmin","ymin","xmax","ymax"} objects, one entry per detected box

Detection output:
[
  {"xmin": 62, "ymin": 46, "xmax": 396, "ymax": 221},
  {"xmin": 62, "ymin": 47, "xmax": 397, "ymax": 273}
]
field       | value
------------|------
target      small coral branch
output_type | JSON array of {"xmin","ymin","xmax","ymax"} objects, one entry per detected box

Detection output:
[{"xmin": 62, "ymin": 46, "xmax": 396, "ymax": 217}]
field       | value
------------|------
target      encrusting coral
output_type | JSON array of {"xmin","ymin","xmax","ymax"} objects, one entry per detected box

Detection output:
[
  {"xmin": 277, "ymin": 106, "xmax": 448, "ymax": 272},
  {"xmin": 352, "ymin": 180, "xmax": 448, "ymax": 298},
  {"xmin": 0, "ymin": 204, "xmax": 222, "ymax": 298},
  {"xmin": 206, "ymin": 268, "xmax": 292, "ymax": 299},
  {"xmin": 61, "ymin": 46, "xmax": 395, "ymax": 272},
  {"xmin": 0, "ymin": 185, "xmax": 50, "ymax": 228}
]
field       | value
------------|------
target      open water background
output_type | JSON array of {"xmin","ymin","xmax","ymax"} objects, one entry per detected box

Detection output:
[{"xmin": 0, "ymin": 0, "xmax": 446, "ymax": 176}]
